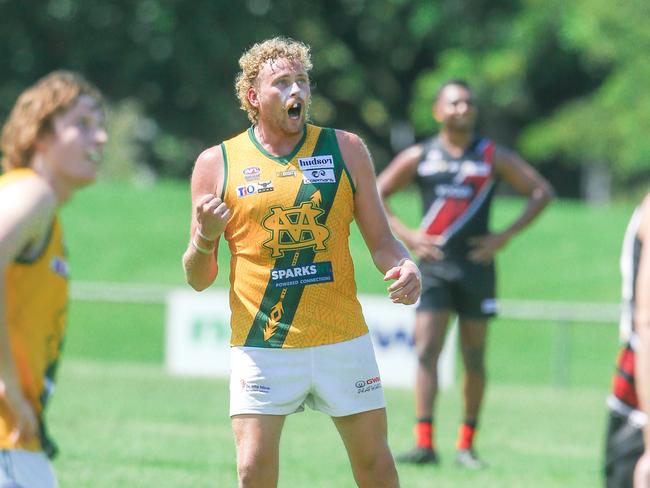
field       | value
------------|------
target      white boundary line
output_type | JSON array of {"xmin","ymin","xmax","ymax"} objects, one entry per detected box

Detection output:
[{"xmin": 71, "ymin": 281, "xmax": 621, "ymax": 323}]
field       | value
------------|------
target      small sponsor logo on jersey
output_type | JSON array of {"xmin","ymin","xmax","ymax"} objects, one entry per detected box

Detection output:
[
  {"xmin": 418, "ymin": 158, "xmax": 451, "ymax": 176},
  {"xmin": 236, "ymin": 184, "xmax": 258, "ymax": 198},
  {"xmin": 355, "ymin": 376, "xmax": 382, "ymax": 394},
  {"xmin": 243, "ymin": 166, "xmax": 261, "ymax": 181},
  {"xmin": 302, "ymin": 168, "xmax": 336, "ymax": 184},
  {"xmin": 276, "ymin": 169, "xmax": 296, "ymax": 178},
  {"xmin": 257, "ymin": 180, "xmax": 274, "ymax": 193},
  {"xmin": 50, "ymin": 257, "xmax": 69, "ymax": 278},
  {"xmin": 298, "ymin": 155, "xmax": 334, "ymax": 170},
  {"xmin": 240, "ymin": 379, "xmax": 270, "ymax": 394},
  {"xmin": 461, "ymin": 160, "xmax": 491, "ymax": 176},
  {"xmin": 270, "ymin": 261, "xmax": 334, "ymax": 288},
  {"xmin": 435, "ymin": 184, "xmax": 473, "ymax": 199}
]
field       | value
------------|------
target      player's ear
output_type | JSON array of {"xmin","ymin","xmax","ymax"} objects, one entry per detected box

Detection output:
[{"xmin": 247, "ymin": 87, "xmax": 260, "ymax": 109}]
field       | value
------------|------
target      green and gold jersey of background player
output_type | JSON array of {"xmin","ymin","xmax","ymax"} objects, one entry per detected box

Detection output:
[
  {"xmin": 221, "ymin": 124, "xmax": 369, "ymax": 348},
  {"xmin": 0, "ymin": 168, "xmax": 68, "ymax": 455}
]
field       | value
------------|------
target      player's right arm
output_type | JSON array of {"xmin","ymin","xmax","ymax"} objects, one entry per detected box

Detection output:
[
  {"xmin": 634, "ymin": 194, "xmax": 650, "ymax": 487},
  {"xmin": 0, "ymin": 176, "xmax": 55, "ymax": 444},
  {"xmin": 377, "ymin": 144, "xmax": 442, "ymax": 261},
  {"xmin": 182, "ymin": 146, "xmax": 231, "ymax": 291}
]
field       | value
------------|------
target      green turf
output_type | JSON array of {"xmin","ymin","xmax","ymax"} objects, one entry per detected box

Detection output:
[
  {"xmin": 50, "ymin": 359, "xmax": 609, "ymax": 487},
  {"xmin": 51, "ymin": 179, "xmax": 631, "ymax": 486}
]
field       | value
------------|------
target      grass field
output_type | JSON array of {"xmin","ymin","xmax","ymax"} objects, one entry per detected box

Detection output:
[{"xmin": 49, "ymin": 179, "xmax": 635, "ymax": 486}]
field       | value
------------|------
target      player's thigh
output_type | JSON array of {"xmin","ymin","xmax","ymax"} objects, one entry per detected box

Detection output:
[
  {"xmin": 229, "ymin": 346, "xmax": 311, "ymax": 416},
  {"xmin": 331, "ymin": 408, "xmax": 392, "ymax": 465},
  {"xmin": 604, "ymin": 411, "xmax": 643, "ymax": 488},
  {"xmin": 414, "ymin": 310, "xmax": 451, "ymax": 359},
  {"xmin": 231, "ymin": 414, "xmax": 286, "ymax": 465},
  {"xmin": 0, "ymin": 449, "xmax": 58, "ymax": 488},
  {"xmin": 309, "ymin": 334, "xmax": 386, "ymax": 417}
]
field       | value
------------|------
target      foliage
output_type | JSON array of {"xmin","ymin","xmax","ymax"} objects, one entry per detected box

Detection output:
[{"xmin": 0, "ymin": 0, "xmax": 648, "ymax": 181}]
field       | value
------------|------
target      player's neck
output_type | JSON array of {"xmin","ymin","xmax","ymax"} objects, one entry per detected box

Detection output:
[
  {"xmin": 440, "ymin": 129, "xmax": 473, "ymax": 158},
  {"xmin": 253, "ymin": 123, "xmax": 304, "ymax": 157},
  {"xmin": 30, "ymin": 156, "xmax": 71, "ymax": 204}
]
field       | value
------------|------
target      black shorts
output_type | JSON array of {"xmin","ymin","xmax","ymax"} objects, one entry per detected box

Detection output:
[
  {"xmin": 416, "ymin": 257, "xmax": 496, "ymax": 319},
  {"xmin": 604, "ymin": 410, "xmax": 644, "ymax": 488}
]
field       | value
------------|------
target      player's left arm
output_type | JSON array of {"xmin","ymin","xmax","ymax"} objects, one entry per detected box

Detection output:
[
  {"xmin": 634, "ymin": 195, "xmax": 650, "ymax": 487},
  {"xmin": 468, "ymin": 146, "xmax": 554, "ymax": 263},
  {"xmin": 336, "ymin": 129, "xmax": 420, "ymax": 305}
]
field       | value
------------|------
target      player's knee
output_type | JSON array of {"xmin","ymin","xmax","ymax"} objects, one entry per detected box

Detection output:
[
  {"xmin": 353, "ymin": 452, "xmax": 399, "ymax": 488},
  {"xmin": 236, "ymin": 457, "xmax": 275, "ymax": 487},
  {"xmin": 462, "ymin": 346, "xmax": 485, "ymax": 375},
  {"xmin": 415, "ymin": 339, "xmax": 444, "ymax": 364}
]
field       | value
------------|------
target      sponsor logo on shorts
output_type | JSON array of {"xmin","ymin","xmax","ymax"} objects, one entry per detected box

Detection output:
[
  {"xmin": 243, "ymin": 166, "xmax": 261, "ymax": 181},
  {"xmin": 481, "ymin": 298, "xmax": 497, "ymax": 314},
  {"xmin": 269, "ymin": 261, "xmax": 334, "ymax": 288},
  {"xmin": 50, "ymin": 257, "xmax": 69, "ymax": 278},
  {"xmin": 240, "ymin": 379, "xmax": 270, "ymax": 394},
  {"xmin": 355, "ymin": 376, "xmax": 382, "ymax": 394}
]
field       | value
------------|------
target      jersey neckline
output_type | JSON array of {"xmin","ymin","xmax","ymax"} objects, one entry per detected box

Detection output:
[{"xmin": 247, "ymin": 125, "xmax": 308, "ymax": 165}]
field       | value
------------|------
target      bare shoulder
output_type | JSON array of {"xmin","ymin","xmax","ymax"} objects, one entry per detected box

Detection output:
[
  {"xmin": 0, "ymin": 174, "xmax": 56, "ymax": 261},
  {"xmin": 191, "ymin": 144, "xmax": 225, "ymax": 198},
  {"xmin": 0, "ymin": 174, "xmax": 56, "ymax": 219}
]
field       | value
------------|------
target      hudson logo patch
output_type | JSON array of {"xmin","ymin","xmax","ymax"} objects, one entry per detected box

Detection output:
[
  {"xmin": 262, "ymin": 202, "xmax": 330, "ymax": 258},
  {"xmin": 270, "ymin": 261, "xmax": 334, "ymax": 288},
  {"xmin": 297, "ymin": 155, "xmax": 334, "ymax": 170}
]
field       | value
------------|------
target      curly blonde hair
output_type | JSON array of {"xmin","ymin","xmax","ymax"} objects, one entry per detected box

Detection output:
[
  {"xmin": 1, "ymin": 70, "xmax": 103, "ymax": 172},
  {"xmin": 235, "ymin": 37, "xmax": 312, "ymax": 125}
]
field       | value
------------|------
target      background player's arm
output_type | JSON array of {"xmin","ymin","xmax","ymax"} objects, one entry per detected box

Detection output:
[
  {"xmin": 469, "ymin": 146, "xmax": 554, "ymax": 263},
  {"xmin": 182, "ymin": 147, "xmax": 231, "ymax": 291},
  {"xmin": 337, "ymin": 129, "xmax": 420, "ymax": 305},
  {"xmin": 377, "ymin": 145, "xmax": 443, "ymax": 261},
  {"xmin": 0, "ymin": 177, "xmax": 55, "ymax": 443},
  {"xmin": 634, "ymin": 195, "xmax": 650, "ymax": 487}
]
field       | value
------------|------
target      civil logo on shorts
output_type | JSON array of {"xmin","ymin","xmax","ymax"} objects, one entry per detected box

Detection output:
[
  {"xmin": 261, "ymin": 202, "xmax": 330, "ymax": 258},
  {"xmin": 355, "ymin": 376, "xmax": 382, "ymax": 394}
]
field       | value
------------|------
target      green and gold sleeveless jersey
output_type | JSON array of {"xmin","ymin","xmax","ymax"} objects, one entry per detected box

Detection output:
[
  {"xmin": 221, "ymin": 124, "xmax": 368, "ymax": 348},
  {"xmin": 0, "ymin": 168, "xmax": 67, "ymax": 454}
]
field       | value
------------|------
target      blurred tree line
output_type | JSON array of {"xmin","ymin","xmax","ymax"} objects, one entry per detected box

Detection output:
[{"xmin": 1, "ymin": 0, "xmax": 649, "ymax": 196}]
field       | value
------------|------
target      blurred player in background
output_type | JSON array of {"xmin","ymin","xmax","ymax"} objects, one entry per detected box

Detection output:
[
  {"xmin": 605, "ymin": 194, "xmax": 650, "ymax": 488},
  {"xmin": 182, "ymin": 37, "xmax": 421, "ymax": 488},
  {"xmin": 377, "ymin": 80, "xmax": 553, "ymax": 468},
  {"xmin": 0, "ymin": 71, "xmax": 107, "ymax": 487}
]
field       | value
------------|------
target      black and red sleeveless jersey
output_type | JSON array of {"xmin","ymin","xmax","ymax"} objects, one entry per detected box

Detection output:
[
  {"xmin": 609, "ymin": 207, "xmax": 643, "ymax": 416},
  {"xmin": 414, "ymin": 136, "xmax": 497, "ymax": 256}
]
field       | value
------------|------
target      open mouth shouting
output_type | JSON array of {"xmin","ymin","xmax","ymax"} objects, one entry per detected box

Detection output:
[{"xmin": 287, "ymin": 101, "xmax": 303, "ymax": 120}]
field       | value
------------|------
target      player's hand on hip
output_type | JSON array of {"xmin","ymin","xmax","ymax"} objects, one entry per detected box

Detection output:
[
  {"xmin": 468, "ymin": 233, "xmax": 509, "ymax": 263},
  {"xmin": 411, "ymin": 232, "xmax": 444, "ymax": 261},
  {"xmin": 384, "ymin": 258, "xmax": 421, "ymax": 305},
  {"xmin": 634, "ymin": 451, "xmax": 650, "ymax": 487},
  {"xmin": 195, "ymin": 193, "xmax": 231, "ymax": 240}
]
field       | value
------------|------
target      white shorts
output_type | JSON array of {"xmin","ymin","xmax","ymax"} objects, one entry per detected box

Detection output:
[
  {"xmin": 230, "ymin": 333, "xmax": 386, "ymax": 417},
  {"xmin": 0, "ymin": 449, "xmax": 58, "ymax": 488}
]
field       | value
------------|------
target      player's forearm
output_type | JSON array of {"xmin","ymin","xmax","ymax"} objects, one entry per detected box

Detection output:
[
  {"xmin": 182, "ymin": 246, "xmax": 219, "ymax": 291},
  {"xmin": 369, "ymin": 236, "xmax": 412, "ymax": 275},
  {"xmin": 501, "ymin": 185, "xmax": 554, "ymax": 241}
]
